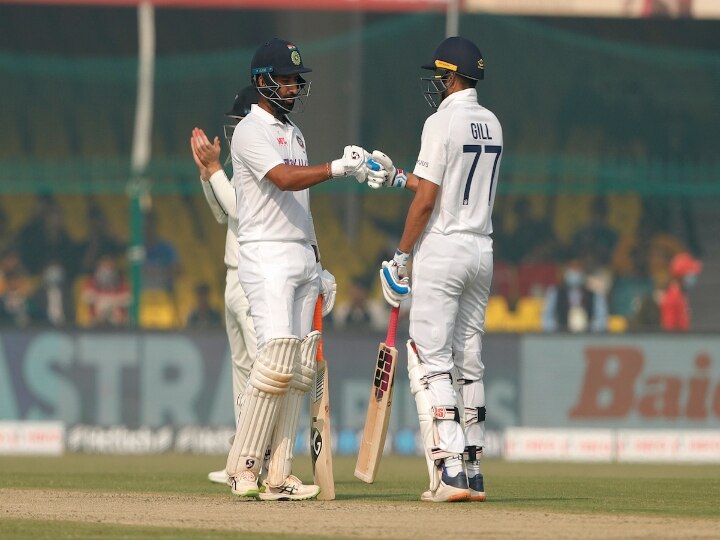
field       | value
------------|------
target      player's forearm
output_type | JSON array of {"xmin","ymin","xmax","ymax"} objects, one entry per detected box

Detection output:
[
  {"xmin": 201, "ymin": 175, "xmax": 228, "ymax": 224},
  {"xmin": 403, "ymin": 173, "xmax": 420, "ymax": 193},
  {"xmin": 398, "ymin": 198, "xmax": 433, "ymax": 254},
  {"xmin": 266, "ymin": 163, "xmax": 332, "ymax": 191},
  {"xmin": 208, "ymin": 169, "xmax": 236, "ymax": 216}
]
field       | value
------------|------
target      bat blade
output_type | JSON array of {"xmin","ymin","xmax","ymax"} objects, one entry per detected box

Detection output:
[
  {"xmin": 310, "ymin": 296, "xmax": 335, "ymax": 500},
  {"xmin": 354, "ymin": 306, "xmax": 400, "ymax": 483}
]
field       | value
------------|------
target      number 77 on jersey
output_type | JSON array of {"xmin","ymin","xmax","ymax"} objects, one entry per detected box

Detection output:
[{"xmin": 354, "ymin": 305, "xmax": 400, "ymax": 483}]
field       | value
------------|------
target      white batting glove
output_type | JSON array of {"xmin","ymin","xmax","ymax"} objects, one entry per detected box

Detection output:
[
  {"xmin": 318, "ymin": 265, "xmax": 337, "ymax": 316},
  {"xmin": 331, "ymin": 145, "xmax": 370, "ymax": 183},
  {"xmin": 367, "ymin": 150, "xmax": 407, "ymax": 190},
  {"xmin": 379, "ymin": 249, "xmax": 411, "ymax": 308}
]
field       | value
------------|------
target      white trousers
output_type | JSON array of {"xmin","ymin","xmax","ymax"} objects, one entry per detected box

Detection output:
[
  {"xmin": 237, "ymin": 240, "xmax": 319, "ymax": 350},
  {"xmin": 410, "ymin": 231, "xmax": 493, "ymax": 453},
  {"xmin": 224, "ymin": 267, "xmax": 257, "ymax": 423}
]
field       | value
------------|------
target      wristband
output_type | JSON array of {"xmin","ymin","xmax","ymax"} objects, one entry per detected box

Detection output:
[
  {"xmin": 394, "ymin": 249, "xmax": 410, "ymax": 267},
  {"xmin": 330, "ymin": 159, "xmax": 344, "ymax": 177},
  {"xmin": 393, "ymin": 169, "xmax": 407, "ymax": 189}
]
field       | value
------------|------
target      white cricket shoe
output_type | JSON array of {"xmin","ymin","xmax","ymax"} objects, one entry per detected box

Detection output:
[
  {"xmin": 208, "ymin": 469, "xmax": 229, "ymax": 485},
  {"xmin": 230, "ymin": 470, "xmax": 261, "ymax": 499},
  {"xmin": 259, "ymin": 474, "xmax": 320, "ymax": 501},
  {"xmin": 468, "ymin": 472, "xmax": 486, "ymax": 502},
  {"xmin": 421, "ymin": 467, "xmax": 471, "ymax": 503}
]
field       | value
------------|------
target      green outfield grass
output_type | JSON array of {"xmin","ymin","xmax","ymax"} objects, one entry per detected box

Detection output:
[{"xmin": 1, "ymin": 454, "xmax": 719, "ymax": 539}]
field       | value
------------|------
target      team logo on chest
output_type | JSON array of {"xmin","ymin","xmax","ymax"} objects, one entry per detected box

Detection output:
[
  {"xmin": 296, "ymin": 135, "xmax": 305, "ymax": 149},
  {"xmin": 277, "ymin": 137, "xmax": 288, "ymax": 146}
]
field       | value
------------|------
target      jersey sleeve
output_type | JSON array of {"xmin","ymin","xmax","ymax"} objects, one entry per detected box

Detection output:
[
  {"xmin": 232, "ymin": 122, "xmax": 284, "ymax": 182},
  {"xmin": 200, "ymin": 169, "xmax": 235, "ymax": 224},
  {"xmin": 412, "ymin": 113, "xmax": 447, "ymax": 186},
  {"xmin": 208, "ymin": 169, "xmax": 236, "ymax": 217}
]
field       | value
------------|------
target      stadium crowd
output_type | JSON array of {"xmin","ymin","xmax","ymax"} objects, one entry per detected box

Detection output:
[{"xmin": 0, "ymin": 192, "xmax": 703, "ymax": 333}]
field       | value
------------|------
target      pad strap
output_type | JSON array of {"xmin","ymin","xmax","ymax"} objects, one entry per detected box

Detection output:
[
  {"xmin": 464, "ymin": 406, "xmax": 486, "ymax": 426},
  {"xmin": 431, "ymin": 406, "xmax": 461, "ymax": 422},
  {"xmin": 420, "ymin": 372, "xmax": 452, "ymax": 388},
  {"xmin": 464, "ymin": 445, "xmax": 483, "ymax": 462}
]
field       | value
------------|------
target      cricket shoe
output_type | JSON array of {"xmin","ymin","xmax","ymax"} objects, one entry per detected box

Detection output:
[
  {"xmin": 230, "ymin": 470, "xmax": 262, "ymax": 499},
  {"xmin": 259, "ymin": 474, "xmax": 320, "ymax": 501},
  {"xmin": 468, "ymin": 472, "xmax": 486, "ymax": 502},
  {"xmin": 208, "ymin": 469, "xmax": 229, "ymax": 485},
  {"xmin": 421, "ymin": 467, "xmax": 471, "ymax": 503}
]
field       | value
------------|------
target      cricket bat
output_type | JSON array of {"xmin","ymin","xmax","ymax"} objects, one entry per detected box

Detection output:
[
  {"xmin": 354, "ymin": 305, "xmax": 400, "ymax": 483},
  {"xmin": 310, "ymin": 295, "xmax": 335, "ymax": 500}
]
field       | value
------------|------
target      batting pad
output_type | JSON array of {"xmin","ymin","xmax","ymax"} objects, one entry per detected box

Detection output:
[
  {"xmin": 266, "ymin": 331, "xmax": 320, "ymax": 486},
  {"xmin": 459, "ymin": 379, "xmax": 486, "ymax": 448},
  {"xmin": 407, "ymin": 340, "xmax": 439, "ymax": 491},
  {"xmin": 226, "ymin": 336, "xmax": 300, "ymax": 477}
]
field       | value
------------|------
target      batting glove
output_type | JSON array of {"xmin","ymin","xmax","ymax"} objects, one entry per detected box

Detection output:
[
  {"xmin": 318, "ymin": 265, "xmax": 337, "ymax": 316},
  {"xmin": 331, "ymin": 145, "xmax": 370, "ymax": 183},
  {"xmin": 367, "ymin": 150, "xmax": 407, "ymax": 190},
  {"xmin": 379, "ymin": 249, "xmax": 411, "ymax": 308}
]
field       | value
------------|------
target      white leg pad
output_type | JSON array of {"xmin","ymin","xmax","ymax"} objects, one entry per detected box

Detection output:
[
  {"xmin": 459, "ymin": 379, "xmax": 486, "ymax": 448},
  {"xmin": 407, "ymin": 340, "xmax": 435, "ymax": 489},
  {"xmin": 407, "ymin": 340, "xmax": 462, "ymax": 492},
  {"xmin": 226, "ymin": 336, "xmax": 299, "ymax": 477},
  {"xmin": 266, "ymin": 331, "xmax": 320, "ymax": 487}
]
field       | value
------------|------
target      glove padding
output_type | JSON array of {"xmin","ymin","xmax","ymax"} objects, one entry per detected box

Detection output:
[
  {"xmin": 379, "ymin": 250, "xmax": 411, "ymax": 308},
  {"xmin": 318, "ymin": 266, "xmax": 337, "ymax": 316},
  {"xmin": 331, "ymin": 145, "xmax": 370, "ymax": 183},
  {"xmin": 367, "ymin": 150, "xmax": 407, "ymax": 190}
]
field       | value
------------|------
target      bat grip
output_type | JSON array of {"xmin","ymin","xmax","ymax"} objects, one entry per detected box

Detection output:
[
  {"xmin": 385, "ymin": 306, "xmax": 399, "ymax": 348},
  {"xmin": 313, "ymin": 294, "xmax": 324, "ymax": 360}
]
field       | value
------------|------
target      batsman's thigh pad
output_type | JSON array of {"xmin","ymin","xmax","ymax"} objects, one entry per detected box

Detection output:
[
  {"xmin": 266, "ymin": 331, "xmax": 319, "ymax": 486},
  {"xmin": 227, "ymin": 336, "xmax": 299, "ymax": 476}
]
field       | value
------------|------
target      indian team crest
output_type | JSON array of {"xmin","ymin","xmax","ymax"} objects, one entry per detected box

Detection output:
[{"xmin": 291, "ymin": 50, "xmax": 301, "ymax": 65}]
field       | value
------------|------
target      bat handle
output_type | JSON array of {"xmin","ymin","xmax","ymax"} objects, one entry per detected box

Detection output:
[
  {"xmin": 386, "ymin": 306, "xmax": 399, "ymax": 348},
  {"xmin": 313, "ymin": 294, "xmax": 324, "ymax": 360}
]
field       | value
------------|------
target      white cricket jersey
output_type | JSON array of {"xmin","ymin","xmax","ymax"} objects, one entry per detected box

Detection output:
[
  {"xmin": 205, "ymin": 169, "xmax": 239, "ymax": 268},
  {"xmin": 231, "ymin": 104, "xmax": 313, "ymax": 243},
  {"xmin": 413, "ymin": 88, "xmax": 503, "ymax": 236}
]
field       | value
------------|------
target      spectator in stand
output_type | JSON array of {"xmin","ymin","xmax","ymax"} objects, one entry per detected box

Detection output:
[
  {"xmin": 81, "ymin": 255, "xmax": 131, "ymax": 327},
  {"xmin": 571, "ymin": 196, "xmax": 618, "ymax": 270},
  {"xmin": 16, "ymin": 196, "xmax": 80, "ymax": 280},
  {"xmin": 503, "ymin": 196, "xmax": 557, "ymax": 265},
  {"xmin": 78, "ymin": 202, "xmax": 126, "ymax": 275},
  {"xmin": 28, "ymin": 260, "xmax": 75, "ymax": 327},
  {"xmin": 0, "ymin": 250, "xmax": 32, "ymax": 327},
  {"xmin": 142, "ymin": 210, "xmax": 180, "ymax": 294},
  {"xmin": 660, "ymin": 252, "xmax": 702, "ymax": 332},
  {"xmin": 186, "ymin": 282, "xmax": 223, "ymax": 329},
  {"xmin": 611, "ymin": 201, "xmax": 685, "ymax": 316},
  {"xmin": 542, "ymin": 258, "xmax": 608, "ymax": 333},
  {"xmin": 332, "ymin": 275, "xmax": 386, "ymax": 331}
]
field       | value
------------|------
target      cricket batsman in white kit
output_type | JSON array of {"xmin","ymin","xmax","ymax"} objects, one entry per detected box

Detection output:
[
  {"xmin": 223, "ymin": 38, "xmax": 371, "ymax": 500},
  {"xmin": 369, "ymin": 36, "xmax": 503, "ymax": 503},
  {"xmin": 191, "ymin": 88, "xmax": 262, "ymax": 485}
]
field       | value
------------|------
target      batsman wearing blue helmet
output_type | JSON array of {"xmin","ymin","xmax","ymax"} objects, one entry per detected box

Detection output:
[{"xmin": 369, "ymin": 36, "xmax": 503, "ymax": 503}]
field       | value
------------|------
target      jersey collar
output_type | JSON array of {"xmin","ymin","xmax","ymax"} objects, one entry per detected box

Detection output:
[
  {"xmin": 250, "ymin": 103, "xmax": 288, "ymax": 126},
  {"xmin": 438, "ymin": 87, "xmax": 478, "ymax": 111}
]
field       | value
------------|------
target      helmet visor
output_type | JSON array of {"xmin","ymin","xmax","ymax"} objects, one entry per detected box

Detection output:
[
  {"xmin": 420, "ymin": 70, "xmax": 450, "ymax": 109},
  {"xmin": 255, "ymin": 73, "xmax": 311, "ymax": 114}
]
